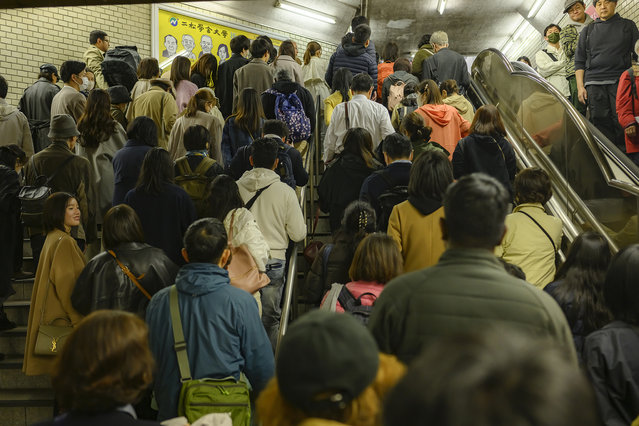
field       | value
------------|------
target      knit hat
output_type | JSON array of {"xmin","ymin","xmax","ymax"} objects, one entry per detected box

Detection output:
[
  {"xmin": 48, "ymin": 114, "xmax": 80, "ymax": 139},
  {"xmin": 276, "ymin": 311, "xmax": 379, "ymax": 414},
  {"xmin": 591, "ymin": 0, "xmax": 615, "ymax": 6},
  {"xmin": 40, "ymin": 63, "xmax": 59, "ymax": 78},
  {"xmin": 108, "ymin": 85, "xmax": 131, "ymax": 104}
]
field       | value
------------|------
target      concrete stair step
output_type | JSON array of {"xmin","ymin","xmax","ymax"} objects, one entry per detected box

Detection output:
[
  {"xmin": 0, "ymin": 326, "xmax": 27, "ymax": 356},
  {"xmin": 0, "ymin": 403, "xmax": 54, "ymax": 426},
  {"xmin": 0, "ymin": 368, "xmax": 51, "ymax": 390},
  {"xmin": 3, "ymin": 300, "xmax": 30, "ymax": 327},
  {"xmin": 7, "ymin": 280, "xmax": 34, "ymax": 303}
]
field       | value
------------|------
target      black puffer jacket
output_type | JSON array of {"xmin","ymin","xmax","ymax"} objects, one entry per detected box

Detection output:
[{"xmin": 71, "ymin": 242, "xmax": 178, "ymax": 317}]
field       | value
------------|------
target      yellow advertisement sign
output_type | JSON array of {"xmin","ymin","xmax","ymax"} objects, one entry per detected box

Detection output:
[{"xmin": 157, "ymin": 7, "xmax": 281, "ymax": 64}]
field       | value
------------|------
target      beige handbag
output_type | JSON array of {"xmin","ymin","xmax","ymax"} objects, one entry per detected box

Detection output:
[
  {"xmin": 34, "ymin": 236, "xmax": 74, "ymax": 356},
  {"xmin": 227, "ymin": 209, "xmax": 270, "ymax": 294}
]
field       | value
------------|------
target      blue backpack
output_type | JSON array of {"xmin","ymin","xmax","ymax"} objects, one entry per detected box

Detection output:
[{"xmin": 266, "ymin": 89, "xmax": 311, "ymax": 143}]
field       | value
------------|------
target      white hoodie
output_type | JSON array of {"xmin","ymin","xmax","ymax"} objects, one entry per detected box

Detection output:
[
  {"xmin": 0, "ymin": 98, "xmax": 34, "ymax": 157},
  {"xmin": 237, "ymin": 168, "xmax": 307, "ymax": 260}
]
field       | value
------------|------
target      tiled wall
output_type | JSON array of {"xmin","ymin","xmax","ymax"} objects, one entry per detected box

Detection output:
[{"xmin": 0, "ymin": 3, "xmax": 337, "ymax": 106}]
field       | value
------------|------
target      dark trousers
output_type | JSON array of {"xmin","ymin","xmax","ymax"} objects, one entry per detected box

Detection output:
[
  {"xmin": 30, "ymin": 233, "xmax": 46, "ymax": 270},
  {"xmin": 586, "ymin": 83, "xmax": 625, "ymax": 152},
  {"xmin": 568, "ymin": 75, "xmax": 587, "ymax": 115}
]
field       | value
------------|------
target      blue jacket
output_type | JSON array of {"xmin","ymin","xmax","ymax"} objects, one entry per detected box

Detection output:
[
  {"xmin": 325, "ymin": 42, "xmax": 378, "ymax": 88},
  {"xmin": 112, "ymin": 139, "xmax": 152, "ymax": 206},
  {"xmin": 146, "ymin": 263, "xmax": 274, "ymax": 421},
  {"xmin": 221, "ymin": 117, "xmax": 262, "ymax": 167}
]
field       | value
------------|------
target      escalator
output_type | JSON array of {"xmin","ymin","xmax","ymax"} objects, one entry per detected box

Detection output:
[{"xmin": 468, "ymin": 48, "xmax": 639, "ymax": 252}]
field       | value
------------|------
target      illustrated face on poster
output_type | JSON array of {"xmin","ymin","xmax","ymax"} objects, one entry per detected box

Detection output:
[
  {"xmin": 217, "ymin": 44, "xmax": 229, "ymax": 62},
  {"xmin": 157, "ymin": 8, "xmax": 283, "ymax": 65},
  {"xmin": 163, "ymin": 34, "xmax": 177, "ymax": 58},
  {"xmin": 182, "ymin": 34, "xmax": 196, "ymax": 59}
]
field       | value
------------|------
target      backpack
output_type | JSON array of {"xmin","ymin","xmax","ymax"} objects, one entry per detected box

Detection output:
[
  {"xmin": 320, "ymin": 283, "xmax": 376, "ymax": 325},
  {"xmin": 174, "ymin": 156, "xmax": 216, "ymax": 217},
  {"xmin": 19, "ymin": 155, "xmax": 75, "ymax": 227},
  {"xmin": 388, "ymin": 81, "xmax": 406, "ymax": 111},
  {"xmin": 266, "ymin": 89, "xmax": 311, "ymax": 143},
  {"xmin": 377, "ymin": 171, "xmax": 409, "ymax": 231},
  {"xmin": 169, "ymin": 286, "xmax": 251, "ymax": 425},
  {"xmin": 101, "ymin": 46, "xmax": 140, "ymax": 91},
  {"xmin": 275, "ymin": 143, "xmax": 296, "ymax": 189}
]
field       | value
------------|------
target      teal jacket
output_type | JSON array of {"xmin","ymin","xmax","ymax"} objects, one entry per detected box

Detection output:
[
  {"xmin": 368, "ymin": 248, "xmax": 577, "ymax": 365},
  {"xmin": 146, "ymin": 263, "xmax": 274, "ymax": 420}
]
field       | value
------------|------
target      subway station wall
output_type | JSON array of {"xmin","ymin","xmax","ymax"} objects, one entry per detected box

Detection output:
[{"xmin": 0, "ymin": 2, "xmax": 337, "ymax": 106}]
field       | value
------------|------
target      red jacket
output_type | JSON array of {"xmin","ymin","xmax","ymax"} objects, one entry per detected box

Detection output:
[{"xmin": 616, "ymin": 66, "xmax": 639, "ymax": 153}]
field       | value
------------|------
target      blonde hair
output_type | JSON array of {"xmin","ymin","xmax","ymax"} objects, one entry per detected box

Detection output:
[{"xmin": 257, "ymin": 354, "xmax": 406, "ymax": 426}]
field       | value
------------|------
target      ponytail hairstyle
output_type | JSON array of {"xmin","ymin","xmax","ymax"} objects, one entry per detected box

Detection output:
[
  {"xmin": 185, "ymin": 88, "xmax": 217, "ymax": 118},
  {"xmin": 303, "ymin": 41, "xmax": 322, "ymax": 65},
  {"xmin": 400, "ymin": 112, "xmax": 432, "ymax": 143},
  {"xmin": 416, "ymin": 79, "xmax": 443, "ymax": 105},
  {"xmin": 439, "ymin": 79, "xmax": 459, "ymax": 97}
]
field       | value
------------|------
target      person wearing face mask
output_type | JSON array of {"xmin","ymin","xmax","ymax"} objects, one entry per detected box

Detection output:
[
  {"xmin": 80, "ymin": 70, "xmax": 96, "ymax": 98},
  {"xmin": 560, "ymin": 0, "xmax": 593, "ymax": 115},
  {"xmin": 535, "ymin": 24, "xmax": 570, "ymax": 99},
  {"xmin": 217, "ymin": 35, "xmax": 250, "ymax": 119},
  {"xmin": 83, "ymin": 30, "xmax": 110, "ymax": 90},
  {"xmin": 51, "ymin": 61, "xmax": 89, "ymax": 124}
]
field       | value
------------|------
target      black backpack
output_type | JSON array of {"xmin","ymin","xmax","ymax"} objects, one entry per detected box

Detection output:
[
  {"xmin": 377, "ymin": 171, "xmax": 409, "ymax": 231},
  {"xmin": 337, "ymin": 286, "xmax": 376, "ymax": 325},
  {"xmin": 276, "ymin": 144, "xmax": 296, "ymax": 189},
  {"xmin": 101, "ymin": 46, "xmax": 140, "ymax": 91}
]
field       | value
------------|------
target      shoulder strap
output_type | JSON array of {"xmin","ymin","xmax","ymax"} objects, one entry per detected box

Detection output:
[
  {"xmin": 345, "ymin": 101, "xmax": 350, "ymax": 130},
  {"xmin": 519, "ymin": 211, "xmax": 557, "ymax": 253},
  {"xmin": 108, "ymin": 250, "xmax": 151, "ymax": 300},
  {"xmin": 542, "ymin": 49, "xmax": 558, "ymax": 62},
  {"xmin": 322, "ymin": 243, "xmax": 333, "ymax": 286},
  {"xmin": 176, "ymin": 157, "xmax": 192, "ymax": 176},
  {"xmin": 228, "ymin": 208, "xmax": 237, "ymax": 242},
  {"xmin": 319, "ymin": 283, "xmax": 343, "ymax": 312},
  {"xmin": 193, "ymin": 156, "xmax": 216, "ymax": 175},
  {"xmin": 45, "ymin": 155, "xmax": 76, "ymax": 185},
  {"xmin": 169, "ymin": 285, "xmax": 192, "ymax": 382},
  {"xmin": 245, "ymin": 183, "xmax": 273, "ymax": 210}
]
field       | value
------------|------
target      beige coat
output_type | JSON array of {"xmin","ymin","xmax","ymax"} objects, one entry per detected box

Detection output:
[
  {"xmin": 23, "ymin": 229, "xmax": 85, "ymax": 376},
  {"xmin": 232, "ymin": 59, "xmax": 275, "ymax": 112},
  {"xmin": 387, "ymin": 200, "xmax": 447, "ymax": 273},
  {"xmin": 51, "ymin": 86, "xmax": 86, "ymax": 123},
  {"xmin": 443, "ymin": 93, "xmax": 475, "ymax": 123},
  {"xmin": 273, "ymin": 55, "xmax": 304, "ymax": 86},
  {"xmin": 126, "ymin": 79, "xmax": 153, "ymax": 123},
  {"xmin": 0, "ymin": 98, "xmax": 34, "ymax": 157},
  {"xmin": 128, "ymin": 86, "xmax": 178, "ymax": 149},
  {"xmin": 167, "ymin": 110, "xmax": 223, "ymax": 164},
  {"xmin": 83, "ymin": 45, "xmax": 107, "ymax": 89}
]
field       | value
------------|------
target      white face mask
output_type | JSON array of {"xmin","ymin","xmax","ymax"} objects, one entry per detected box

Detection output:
[
  {"xmin": 86, "ymin": 80, "xmax": 95, "ymax": 91},
  {"xmin": 77, "ymin": 76, "xmax": 89, "ymax": 91}
]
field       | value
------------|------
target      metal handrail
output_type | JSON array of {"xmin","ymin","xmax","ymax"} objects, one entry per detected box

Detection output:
[
  {"xmin": 275, "ymin": 95, "xmax": 321, "ymax": 356},
  {"xmin": 470, "ymin": 48, "xmax": 639, "ymax": 252}
]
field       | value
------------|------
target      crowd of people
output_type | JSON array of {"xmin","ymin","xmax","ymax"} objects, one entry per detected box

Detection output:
[{"xmin": 0, "ymin": 7, "xmax": 637, "ymax": 426}]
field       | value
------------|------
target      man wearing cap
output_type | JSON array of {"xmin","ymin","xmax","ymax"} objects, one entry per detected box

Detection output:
[
  {"xmin": 83, "ymin": 30, "xmax": 110, "ymax": 90},
  {"xmin": 128, "ymin": 78, "xmax": 177, "ymax": 149},
  {"xmin": 107, "ymin": 85, "xmax": 130, "ymax": 130},
  {"xmin": 560, "ymin": 0, "xmax": 593, "ymax": 115},
  {"xmin": 574, "ymin": 0, "xmax": 639, "ymax": 150},
  {"xmin": 369, "ymin": 173, "xmax": 577, "ymax": 366},
  {"xmin": 421, "ymin": 31, "xmax": 470, "ymax": 94},
  {"xmin": 51, "ymin": 60, "xmax": 88, "ymax": 124},
  {"xmin": 18, "ymin": 64, "xmax": 60, "ymax": 153},
  {"xmin": 23, "ymin": 114, "xmax": 95, "ymax": 266},
  {"xmin": 0, "ymin": 75, "xmax": 34, "ymax": 158}
]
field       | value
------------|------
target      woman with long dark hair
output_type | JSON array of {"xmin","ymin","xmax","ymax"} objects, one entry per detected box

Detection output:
[
  {"xmin": 221, "ymin": 87, "xmax": 265, "ymax": 166},
  {"xmin": 170, "ymin": 56, "xmax": 198, "ymax": 113},
  {"xmin": 544, "ymin": 231, "xmax": 612, "ymax": 361},
  {"xmin": 318, "ymin": 127, "xmax": 380, "ymax": 232},
  {"xmin": 77, "ymin": 89, "xmax": 126, "ymax": 224},
  {"xmin": 190, "ymin": 53, "xmax": 218, "ymax": 89},
  {"xmin": 273, "ymin": 40, "xmax": 304, "ymax": 86},
  {"xmin": 124, "ymin": 147, "xmax": 196, "ymax": 265},
  {"xmin": 324, "ymin": 68, "xmax": 353, "ymax": 126}
]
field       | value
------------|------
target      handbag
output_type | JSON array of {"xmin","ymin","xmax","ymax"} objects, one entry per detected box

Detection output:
[
  {"xmin": 227, "ymin": 209, "xmax": 270, "ymax": 294},
  {"xmin": 303, "ymin": 208, "xmax": 324, "ymax": 264},
  {"xmin": 169, "ymin": 286, "xmax": 251, "ymax": 425},
  {"xmin": 34, "ymin": 236, "xmax": 74, "ymax": 356}
]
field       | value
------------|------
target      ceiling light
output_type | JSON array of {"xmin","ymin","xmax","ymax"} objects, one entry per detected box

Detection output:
[
  {"xmin": 527, "ymin": 0, "xmax": 545, "ymax": 18},
  {"xmin": 437, "ymin": 0, "xmax": 447, "ymax": 15},
  {"xmin": 275, "ymin": 0, "xmax": 336, "ymax": 24}
]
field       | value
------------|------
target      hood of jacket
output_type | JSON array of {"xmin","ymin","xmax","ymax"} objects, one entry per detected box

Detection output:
[
  {"xmin": 408, "ymin": 195, "xmax": 442, "ymax": 216},
  {"xmin": 444, "ymin": 93, "xmax": 470, "ymax": 115},
  {"xmin": 237, "ymin": 167, "xmax": 281, "ymax": 192},
  {"xmin": 418, "ymin": 104, "xmax": 457, "ymax": 126},
  {"xmin": 341, "ymin": 41, "xmax": 367, "ymax": 57},
  {"xmin": 0, "ymin": 99, "xmax": 18, "ymax": 121},
  {"xmin": 272, "ymin": 80, "xmax": 301, "ymax": 95},
  {"xmin": 175, "ymin": 263, "xmax": 230, "ymax": 297}
]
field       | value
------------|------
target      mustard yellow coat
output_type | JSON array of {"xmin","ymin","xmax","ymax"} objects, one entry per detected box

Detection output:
[
  {"xmin": 23, "ymin": 229, "xmax": 85, "ymax": 376},
  {"xmin": 387, "ymin": 200, "xmax": 447, "ymax": 273}
]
